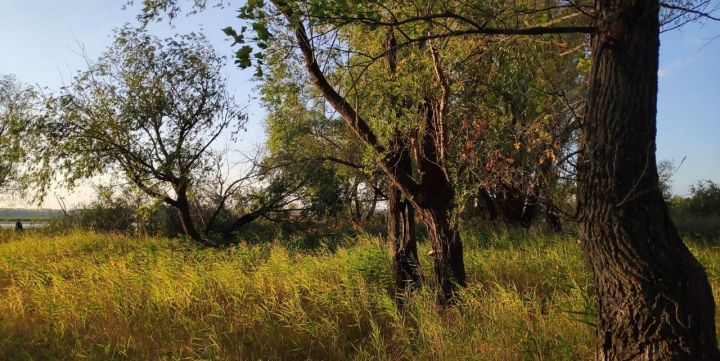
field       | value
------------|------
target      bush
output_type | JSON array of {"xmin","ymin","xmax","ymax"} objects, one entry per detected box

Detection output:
[
  {"xmin": 668, "ymin": 180, "xmax": 720, "ymax": 241},
  {"xmin": 686, "ymin": 180, "xmax": 720, "ymax": 216}
]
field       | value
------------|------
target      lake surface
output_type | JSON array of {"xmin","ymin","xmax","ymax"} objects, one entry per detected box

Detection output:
[{"xmin": 0, "ymin": 222, "xmax": 47, "ymax": 229}]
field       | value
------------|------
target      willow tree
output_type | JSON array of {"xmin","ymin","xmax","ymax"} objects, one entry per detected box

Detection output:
[
  {"xmin": 297, "ymin": 0, "xmax": 718, "ymax": 358},
  {"xmin": 33, "ymin": 27, "xmax": 297, "ymax": 245},
  {"xmin": 230, "ymin": 0, "xmax": 720, "ymax": 357},
  {"xmin": 260, "ymin": 47, "xmax": 383, "ymax": 226},
  {"xmin": 254, "ymin": 11, "xmax": 429, "ymax": 296},
  {"xmin": 222, "ymin": 0, "xmax": 589, "ymax": 302},
  {"xmin": 0, "ymin": 76, "xmax": 36, "ymax": 191},
  {"xmin": 238, "ymin": 0, "xmax": 471, "ymax": 302},
  {"xmin": 134, "ymin": 0, "xmax": 720, "ymax": 356}
]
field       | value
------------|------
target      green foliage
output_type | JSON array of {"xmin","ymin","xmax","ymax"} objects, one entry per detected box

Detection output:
[
  {"xmin": 687, "ymin": 180, "xmax": 720, "ymax": 216},
  {"xmin": 235, "ymin": 0, "xmax": 588, "ymax": 227},
  {"xmin": 259, "ymin": 38, "xmax": 379, "ymax": 224},
  {"xmin": 27, "ymin": 27, "xmax": 244, "ymax": 201},
  {"xmin": 657, "ymin": 159, "xmax": 677, "ymax": 202},
  {"xmin": 668, "ymin": 180, "xmax": 720, "ymax": 240},
  {"xmin": 0, "ymin": 75, "xmax": 37, "ymax": 190},
  {"xmin": 670, "ymin": 180, "xmax": 720, "ymax": 218}
]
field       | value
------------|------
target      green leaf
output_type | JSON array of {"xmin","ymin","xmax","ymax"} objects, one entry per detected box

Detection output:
[{"xmin": 235, "ymin": 46, "xmax": 254, "ymax": 69}]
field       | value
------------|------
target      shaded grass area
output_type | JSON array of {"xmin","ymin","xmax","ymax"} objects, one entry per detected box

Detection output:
[
  {"xmin": 671, "ymin": 211, "xmax": 720, "ymax": 241},
  {"xmin": 0, "ymin": 229, "xmax": 718, "ymax": 360}
]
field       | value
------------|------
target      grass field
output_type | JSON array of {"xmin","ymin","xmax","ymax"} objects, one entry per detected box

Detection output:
[{"xmin": 0, "ymin": 229, "xmax": 718, "ymax": 360}]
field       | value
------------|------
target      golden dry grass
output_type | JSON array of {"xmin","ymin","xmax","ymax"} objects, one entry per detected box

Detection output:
[{"xmin": 0, "ymin": 229, "xmax": 718, "ymax": 360}]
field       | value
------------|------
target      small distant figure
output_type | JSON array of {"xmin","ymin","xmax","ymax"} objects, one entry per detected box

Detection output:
[{"xmin": 15, "ymin": 220, "xmax": 23, "ymax": 232}]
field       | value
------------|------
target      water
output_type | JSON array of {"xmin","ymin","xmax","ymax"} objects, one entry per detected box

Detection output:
[{"xmin": 0, "ymin": 222, "xmax": 47, "ymax": 229}]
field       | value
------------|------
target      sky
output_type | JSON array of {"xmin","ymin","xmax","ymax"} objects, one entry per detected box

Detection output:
[{"xmin": 0, "ymin": 1, "xmax": 718, "ymax": 208}]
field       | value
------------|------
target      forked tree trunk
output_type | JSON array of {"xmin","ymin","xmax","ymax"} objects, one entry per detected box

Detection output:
[
  {"xmin": 284, "ymin": 10, "xmax": 466, "ymax": 305},
  {"xmin": 387, "ymin": 139, "xmax": 421, "ymax": 297},
  {"xmin": 387, "ymin": 185, "xmax": 421, "ymax": 297},
  {"xmin": 579, "ymin": 1, "xmax": 719, "ymax": 359},
  {"xmin": 410, "ymin": 99, "xmax": 466, "ymax": 304}
]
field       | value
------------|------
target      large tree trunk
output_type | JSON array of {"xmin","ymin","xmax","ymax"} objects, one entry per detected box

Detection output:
[
  {"xmin": 387, "ymin": 139, "xmax": 421, "ymax": 296},
  {"xmin": 579, "ymin": 1, "xmax": 719, "ymax": 359}
]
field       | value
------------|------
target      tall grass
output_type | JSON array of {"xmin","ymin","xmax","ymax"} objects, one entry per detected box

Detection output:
[{"xmin": 1, "ymin": 229, "xmax": 718, "ymax": 360}]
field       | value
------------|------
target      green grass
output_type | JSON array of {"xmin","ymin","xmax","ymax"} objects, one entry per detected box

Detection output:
[{"xmin": 0, "ymin": 229, "xmax": 719, "ymax": 360}]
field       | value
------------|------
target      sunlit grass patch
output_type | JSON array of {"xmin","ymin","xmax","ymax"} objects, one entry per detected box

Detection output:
[{"xmin": 0, "ymin": 230, "xmax": 717, "ymax": 360}]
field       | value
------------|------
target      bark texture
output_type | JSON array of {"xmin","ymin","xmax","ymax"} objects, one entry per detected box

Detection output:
[
  {"xmin": 579, "ymin": 1, "xmax": 719, "ymax": 359},
  {"xmin": 387, "ymin": 184, "xmax": 421, "ymax": 296}
]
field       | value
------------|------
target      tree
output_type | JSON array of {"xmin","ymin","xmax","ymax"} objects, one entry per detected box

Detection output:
[
  {"xmin": 134, "ymin": 0, "xmax": 720, "ymax": 355},
  {"xmin": 686, "ymin": 180, "xmax": 720, "ymax": 217},
  {"xmin": 258, "ymin": 1, "xmax": 467, "ymax": 303},
  {"xmin": 259, "ymin": 25, "xmax": 421, "ymax": 295},
  {"xmin": 657, "ymin": 159, "xmax": 678, "ymax": 202},
  {"xmin": 279, "ymin": 1, "xmax": 720, "ymax": 356},
  {"xmin": 243, "ymin": 0, "xmax": 720, "ymax": 355},
  {"xmin": 577, "ymin": 1, "xmax": 719, "ymax": 358},
  {"xmin": 0, "ymin": 75, "xmax": 35, "ymax": 191},
  {"xmin": 32, "ymin": 27, "xmax": 297, "ymax": 245},
  {"xmin": 261, "ymin": 54, "xmax": 381, "ymax": 225}
]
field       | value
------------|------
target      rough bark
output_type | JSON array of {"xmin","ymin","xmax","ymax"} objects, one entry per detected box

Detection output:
[
  {"xmin": 412, "ymin": 98, "xmax": 466, "ymax": 303},
  {"xmin": 579, "ymin": 1, "xmax": 719, "ymax": 359},
  {"xmin": 416, "ymin": 195, "xmax": 466, "ymax": 304},
  {"xmin": 387, "ymin": 184, "xmax": 421, "ymax": 297}
]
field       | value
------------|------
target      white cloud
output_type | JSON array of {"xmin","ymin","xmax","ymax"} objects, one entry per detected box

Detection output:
[{"xmin": 658, "ymin": 59, "xmax": 688, "ymax": 79}]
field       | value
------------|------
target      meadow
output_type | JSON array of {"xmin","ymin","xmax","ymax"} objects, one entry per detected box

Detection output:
[{"xmin": 1, "ymin": 228, "xmax": 719, "ymax": 360}]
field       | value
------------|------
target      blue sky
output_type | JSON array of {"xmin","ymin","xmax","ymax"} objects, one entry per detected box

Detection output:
[
  {"xmin": 1, "ymin": 1, "xmax": 718, "ymax": 207},
  {"xmin": 657, "ymin": 20, "xmax": 720, "ymax": 195}
]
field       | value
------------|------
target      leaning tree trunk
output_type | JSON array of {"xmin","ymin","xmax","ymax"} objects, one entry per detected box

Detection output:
[
  {"xmin": 382, "ymin": 28, "xmax": 421, "ymax": 299},
  {"xmin": 579, "ymin": 1, "xmax": 719, "ymax": 359},
  {"xmin": 173, "ymin": 193, "xmax": 205, "ymax": 244},
  {"xmin": 415, "ymin": 190, "xmax": 466, "ymax": 305}
]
